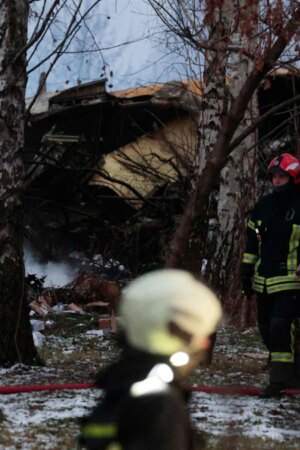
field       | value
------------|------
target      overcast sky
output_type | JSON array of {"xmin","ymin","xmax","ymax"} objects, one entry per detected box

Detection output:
[{"xmin": 27, "ymin": 0, "xmax": 187, "ymax": 97}]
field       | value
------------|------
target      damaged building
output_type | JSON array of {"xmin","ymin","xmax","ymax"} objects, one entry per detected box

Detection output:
[{"xmin": 24, "ymin": 70, "xmax": 300, "ymax": 276}]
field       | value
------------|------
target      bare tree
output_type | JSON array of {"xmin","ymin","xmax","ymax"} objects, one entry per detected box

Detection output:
[
  {"xmin": 166, "ymin": 2, "xmax": 300, "ymax": 266},
  {"xmin": 0, "ymin": 0, "xmax": 39, "ymax": 366},
  {"xmin": 194, "ymin": 0, "xmax": 259, "ymax": 306},
  {"xmin": 0, "ymin": 0, "xmax": 107, "ymax": 367},
  {"xmin": 148, "ymin": 1, "xmax": 300, "ymax": 303},
  {"xmin": 26, "ymin": 0, "xmax": 104, "ymax": 111}
]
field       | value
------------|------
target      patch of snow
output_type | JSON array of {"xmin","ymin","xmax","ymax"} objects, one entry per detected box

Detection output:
[
  {"xmin": 190, "ymin": 393, "xmax": 300, "ymax": 441},
  {"xmin": 0, "ymin": 390, "xmax": 99, "ymax": 426},
  {"xmin": 84, "ymin": 330, "xmax": 105, "ymax": 337},
  {"xmin": 1, "ymin": 324, "xmax": 299, "ymax": 448},
  {"xmin": 33, "ymin": 331, "xmax": 45, "ymax": 348},
  {"xmin": 1, "ymin": 388, "xmax": 299, "ymax": 446}
]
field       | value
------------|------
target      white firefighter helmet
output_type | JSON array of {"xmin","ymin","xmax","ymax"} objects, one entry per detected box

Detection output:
[{"xmin": 119, "ymin": 269, "xmax": 222, "ymax": 355}]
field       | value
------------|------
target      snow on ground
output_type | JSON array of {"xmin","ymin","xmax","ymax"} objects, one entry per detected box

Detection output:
[
  {"xmin": 0, "ymin": 389, "xmax": 298, "ymax": 429},
  {"xmin": 0, "ymin": 389, "xmax": 98, "ymax": 426},
  {"xmin": 190, "ymin": 392, "xmax": 300, "ymax": 442},
  {"xmin": 0, "ymin": 321, "xmax": 300, "ymax": 449},
  {"xmin": 1, "ymin": 383, "xmax": 300, "ymax": 448}
]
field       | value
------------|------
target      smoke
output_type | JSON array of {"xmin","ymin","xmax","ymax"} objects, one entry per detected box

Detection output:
[{"xmin": 24, "ymin": 244, "xmax": 78, "ymax": 288}]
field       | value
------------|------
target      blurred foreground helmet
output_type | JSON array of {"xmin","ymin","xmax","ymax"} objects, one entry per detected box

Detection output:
[
  {"xmin": 268, "ymin": 153, "xmax": 300, "ymax": 184},
  {"xmin": 119, "ymin": 269, "xmax": 222, "ymax": 355}
]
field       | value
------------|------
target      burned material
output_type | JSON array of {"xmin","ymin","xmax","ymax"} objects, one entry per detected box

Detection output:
[
  {"xmin": 26, "ymin": 270, "xmax": 121, "ymax": 334},
  {"xmin": 24, "ymin": 73, "xmax": 300, "ymax": 275},
  {"xmin": 24, "ymin": 79, "xmax": 201, "ymax": 273}
]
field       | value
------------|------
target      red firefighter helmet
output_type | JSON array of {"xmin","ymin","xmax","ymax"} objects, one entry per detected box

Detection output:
[{"xmin": 268, "ymin": 153, "xmax": 300, "ymax": 184}]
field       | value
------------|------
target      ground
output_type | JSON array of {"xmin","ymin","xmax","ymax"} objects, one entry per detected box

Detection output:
[{"xmin": 0, "ymin": 311, "xmax": 299, "ymax": 449}]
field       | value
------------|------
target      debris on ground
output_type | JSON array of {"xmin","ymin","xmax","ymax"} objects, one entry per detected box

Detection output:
[
  {"xmin": 29, "ymin": 294, "xmax": 52, "ymax": 317},
  {"xmin": 27, "ymin": 270, "xmax": 121, "ymax": 340}
]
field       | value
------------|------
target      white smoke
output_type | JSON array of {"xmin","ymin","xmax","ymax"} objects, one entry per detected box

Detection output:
[{"xmin": 24, "ymin": 244, "xmax": 78, "ymax": 288}]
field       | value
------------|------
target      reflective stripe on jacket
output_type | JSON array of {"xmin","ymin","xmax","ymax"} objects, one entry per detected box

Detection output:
[{"xmin": 242, "ymin": 187, "xmax": 300, "ymax": 294}]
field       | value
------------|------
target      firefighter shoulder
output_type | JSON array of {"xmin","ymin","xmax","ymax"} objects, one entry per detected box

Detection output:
[
  {"xmin": 242, "ymin": 153, "xmax": 300, "ymax": 295},
  {"xmin": 79, "ymin": 269, "xmax": 222, "ymax": 450}
]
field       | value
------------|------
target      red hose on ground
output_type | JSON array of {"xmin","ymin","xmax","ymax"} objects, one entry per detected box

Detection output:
[
  {"xmin": 0, "ymin": 383, "xmax": 96, "ymax": 395},
  {"xmin": 0, "ymin": 383, "xmax": 300, "ymax": 396}
]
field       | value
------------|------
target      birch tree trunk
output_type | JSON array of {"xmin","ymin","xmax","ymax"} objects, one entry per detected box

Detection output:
[
  {"xmin": 203, "ymin": 2, "xmax": 258, "ymax": 305},
  {"xmin": 166, "ymin": 1, "xmax": 300, "ymax": 298},
  {"xmin": 0, "ymin": 0, "xmax": 39, "ymax": 366},
  {"xmin": 168, "ymin": 0, "xmax": 234, "ymax": 275},
  {"xmin": 166, "ymin": 0, "xmax": 253, "ymax": 288},
  {"xmin": 166, "ymin": 2, "xmax": 300, "ymax": 289}
]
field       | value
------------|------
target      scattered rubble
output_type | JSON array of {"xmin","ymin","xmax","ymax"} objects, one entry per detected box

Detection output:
[
  {"xmin": 29, "ymin": 294, "xmax": 52, "ymax": 317},
  {"xmin": 26, "ymin": 270, "xmax": 121, "ymax": 340}
]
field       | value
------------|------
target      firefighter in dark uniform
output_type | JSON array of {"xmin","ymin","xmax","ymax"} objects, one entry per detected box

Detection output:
[
  {"xmin": 242, "ymin": 153, "xmax": 300, "ymax": 398},
  {"xmin": 79, "ymin": 269, "xmax": 222, "ymax": 449}
]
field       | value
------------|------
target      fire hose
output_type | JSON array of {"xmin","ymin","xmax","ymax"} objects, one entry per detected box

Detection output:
[{"xmin": 0, "ymin": 383, "xmax": 300, "ymax": 396}]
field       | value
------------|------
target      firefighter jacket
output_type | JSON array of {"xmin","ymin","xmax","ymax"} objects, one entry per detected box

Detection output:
[
  {"xmin": 242, "ymin": 185, "xmax": 300, "ymax": 294},
  {"xmin": 79, "ymin": 350, "xmax": 203, "ymax": 450}
]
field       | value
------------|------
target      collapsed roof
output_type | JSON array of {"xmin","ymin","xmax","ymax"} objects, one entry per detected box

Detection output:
[
  {"xmin": 25, "ymin": 78, "xmax": 202, "ymax": 207},
  {"xmin": 23, "ymin": 71, "xmax": 300, "ymax": 269}
]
